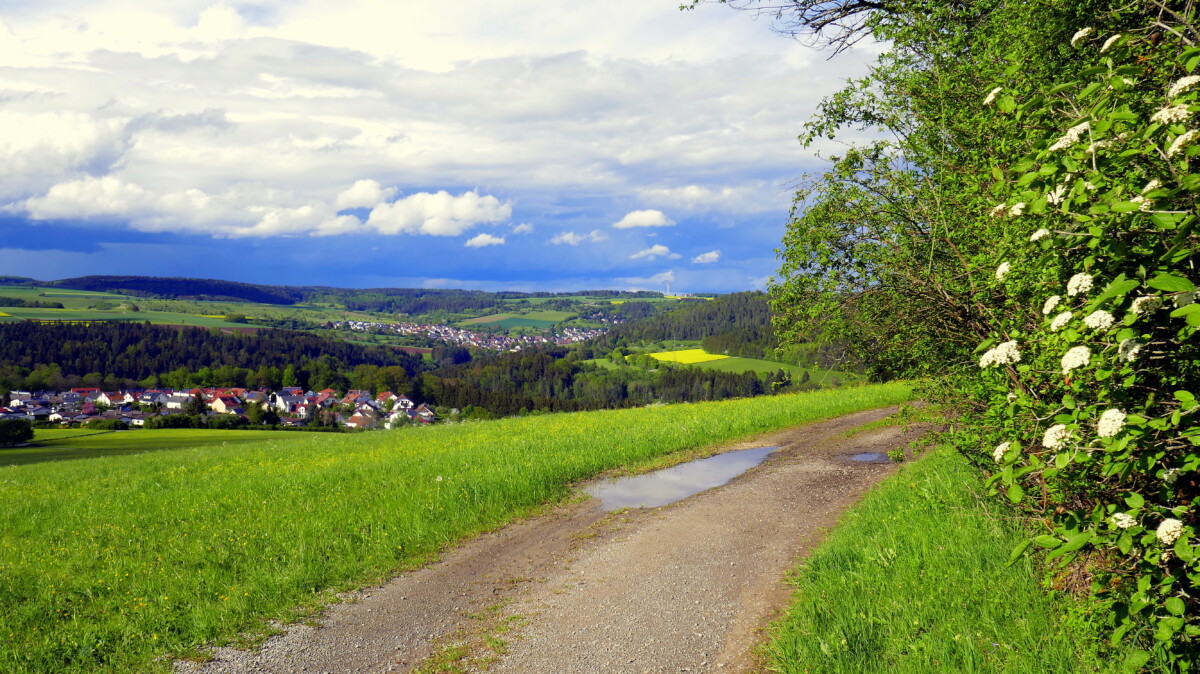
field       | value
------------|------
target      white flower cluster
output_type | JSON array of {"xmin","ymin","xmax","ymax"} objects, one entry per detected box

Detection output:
[
  {"xmin": 1061, "ymin": 346, "xmax": 1091, "ymax": 374},
  {"xmin": 1070, "ymin": 27, "xmax": 1094, "ymax": 46},
  {"xmin": 1168, "ymin": 129, "xmax": 1199, "ymax": 157},
  {"xmin": 984, "ymin": 86, "xmax": 1002, "ymax": 105},
  {"xmin": 1169, "ymin": 75, "xmax": 1200, "ymax": 99},
  {"xmin": 1118, "ymin": 338, "xmax": 1142, "ymax": 362},
  {"xmin": 1009, "ymin": 202, "xmax": 1027, "ymax": 216},
  {"xmin": 1043, "ymin": 424, "xmax": 1071, "ymax": 448},
  {"xmin": 1127, "ymin": 194, "xmax": 1151, "ymax": 212},
  {"xmin": 1100, "ymin": 34, "xmax": 1122, "ymax": 53},
  {"xmin": 1047, "ymin": 183, "xmax": 1068, "ymax": 205},
  {"xmin": 1142, "ymin": 179, "xmax": 1162, "ymax": 193},
  {"xmin": 1043, "ymin": 295, "xmax": 1061, "ymax": 314},
  {"xmin": 1031, "ymin": 228, "xmax": 1051, "ymax": 241},
  {"xmin": 1097, "ymin": 408, "xmax": 1127, "ymax": 438},
  {"xmin": 1067, "ymin": 273, "xmax": 1093, "ymax": 296},
  {"xmin": 989, "ymin": 203, "xmax": 1007, "ymax": 217},
  {"xmin": 1151, "ymin": 104, "xmax": 1193, "ymax": 125},
  {"xmin": 1131, "ymin": 296, "xmax": 1163, "ymax": 314},
  {"xmin": 979, "ymin": 340, "xmax": 1022, "ymax": 368},
  {"xmin": 993, "ymin": 441, "xmax": 1011, "ymax": 463},
  {"xmin": 995, "ymin": 262, "xmax": 1011, "ymax": 280},
  {"xmin": 1165, "ymin": 468, "xmax": 1181, "ymax": 485},
  {"xmin": 1083, "ymin": 310, "xmax": 1115, "ymax": 330},
  {"xmin": 1050, "ymin": 311, "xmax": 1073, "ymax": 331},
  {"xmin": 1158, "ymin": 518, "xmax": 1185, "ymax": 545},
  {"xmin": 1111, "ymin": 513, "xmax": 1137, "ymax": 529},
  {"xmin": 1049, "ymin": 122, "xmax": 1091, "ymax": 152}
]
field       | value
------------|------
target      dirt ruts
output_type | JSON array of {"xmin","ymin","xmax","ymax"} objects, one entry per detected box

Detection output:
[{"xmin": 177, "ymin": 406, "xmax": 928, "ymax": 674}]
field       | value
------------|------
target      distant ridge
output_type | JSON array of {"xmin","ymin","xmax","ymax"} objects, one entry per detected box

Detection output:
[{"xmin": 9, "ymin": 275, "xmax": 673, "ymax": 307}]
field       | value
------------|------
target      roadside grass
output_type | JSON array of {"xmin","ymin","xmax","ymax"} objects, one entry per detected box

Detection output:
[
  {"xmin": 1, "ymin": 429, "xmax": 307, "ymax": 466},
  {"xmin": 767, "ymin": 443, "xmax": 1121, "ymax": 673},
  {"xmin": 0, "ymin": 382, "xmax": 912, "ymax": 673}
]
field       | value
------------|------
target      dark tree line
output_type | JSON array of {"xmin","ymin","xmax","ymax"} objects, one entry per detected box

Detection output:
[
  {"xmin": 0, "ymin": 322, "xmax": 423, "ymax": 392},
  {"xmin": 420, "ymin": 347, "xmax": 783, "ymax": 417},
  {"xmin": 0, "ymin": 297, "xmax": 65, "ymax": 309}
]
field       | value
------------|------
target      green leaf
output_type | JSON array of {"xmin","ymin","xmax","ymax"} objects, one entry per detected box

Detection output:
[
  {"xmin": 998, "ymin": 95, "xmax": 1016, "ymax": 114},
  {"xmin": 1118, "ymin": 532, "xmax": 1133, "ymax": 554},
  {"xmin": 1056, "ymin": 452, "xmax": 1070, "ymax": 468},
  {"xmin": 1166, "ymin": 597, "xmax": 1186, "ymax": 615},
  {"xmin": 1091, "ymin": 277, "xmax": 1139, "ymax": 306},
  {"xmin": 1033, "ymin": 535, "xmax": 1062, "ymax": 549},
  {"xmin": 1148, "ymin": 273, "xmax": 1196, "ymax": 292},
  {"xmin": 1174, "ymin": 536, "xmax": 1194, "ymax": 563},
  {"xmin": 1007, "ymin": 539, "xmax": 1033, "ymax": 566},
  {"xmin": 1170, "ymin": 304, "xmax": 1200, "ymax": 327},
  {"xmin": 1007, "ymin": 483, "xmax": 1025, "ymax": 503},
  {"xmin": 1123, "ymin": 650, "xmax": 1152, "ymax": 671},
  {"xmin": 1126, "ymin": 493, "xmax": 1145, "ymax": 508}
]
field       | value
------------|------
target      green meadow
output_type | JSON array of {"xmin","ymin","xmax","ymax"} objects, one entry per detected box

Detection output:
[
  {"xmin": 0, "ymin": 383, "xmax": 912, "ymax": 673},
  {"xmin": 0, "ymin": 429, "xmax": 307, "ymax": 467}
]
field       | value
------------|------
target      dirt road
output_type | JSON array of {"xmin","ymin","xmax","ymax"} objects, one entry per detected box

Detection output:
[{"xmin": 179, "ymin": 406, "xmax": 927, "ymax": 674}]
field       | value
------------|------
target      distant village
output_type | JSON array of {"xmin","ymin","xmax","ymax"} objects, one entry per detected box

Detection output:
[
  {"xmin": 0, "ymin": 386, "xmax": 437, "ymax": 431},
  {"xmin": 330, "ymin": 320, "xmax": 609, "ymax": 350}
]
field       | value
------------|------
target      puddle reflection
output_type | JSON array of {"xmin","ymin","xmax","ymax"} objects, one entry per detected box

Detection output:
[{"xmin": 585, "ymin": 446, "xmax": 777, "ymax": 511}]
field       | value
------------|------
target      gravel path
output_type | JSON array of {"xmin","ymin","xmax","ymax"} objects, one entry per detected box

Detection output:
[{"xmin": 178, "ymin": 406, "xmax": 927, "ymax": 674}]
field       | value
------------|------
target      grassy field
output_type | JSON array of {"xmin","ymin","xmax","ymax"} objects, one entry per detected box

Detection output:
[
  {"xmin": 0, "ymin": 307, "xmax": 262, "ymax": 328},
  {"xmin": 459, "ymin": 310, "xmax": 574, "ymax": 329},
  {"xmin": 767, "ymin": 442, "xmax": 1122, "ymax": 673},
  {"xmin": 0, "ymin": 383, "xmax": 913, "ymax": 673},
  {"xmin": 0, "ymin": 429, "xmax": 307, "ymax": 467}
]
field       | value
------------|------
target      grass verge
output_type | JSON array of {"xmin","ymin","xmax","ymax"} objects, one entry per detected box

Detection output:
[
  {"xmin": 0, "ymin": 383, "xmax": 911, "ymax": 673},
  {"xmin": 766, "ymin": 443, "xmax": 1121, "ymax": 673}
]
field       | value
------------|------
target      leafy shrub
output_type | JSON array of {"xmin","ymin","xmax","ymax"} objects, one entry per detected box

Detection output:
[
  {"xmin": 972, "ymin": 27, "xmax": 1200, "ymax": 669},
  {"xmin": 0, "ymin": 418, "xmax": 33, "ymax": 447}
]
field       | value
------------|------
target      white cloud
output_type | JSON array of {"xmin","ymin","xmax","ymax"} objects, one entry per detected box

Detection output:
[
  {"xmin": 636, "ymin": 183, "xmax": 786, "ymax": 213},
  {"xmin": 549, "ymin": 229, "xmax": 607, "ymax": 246},
  {"xmin": 465, "ymin": 233, "xmax": 505, "ymax": 248},
  {"xmin": 692, "ymin": 250, "xmax": 720, "ymax": 264},
  {"xmin": 618, "ymin": 270, "xmax": 675, "ymax": 289},
  {"xmin": 334, "ymin": 179, "xmax": 395, "ymax": 210},
  {"xmin": 511, "ymin": 223, "xmax": 534, "ymax": 234},
  {"xmin": 630, "ymin": 244, "xmax": 680, "ymax": 261},
  {"xmin": 613, "ymin": 209, "xmax": 674, "ymax": 229},
  {"xmin": 365, "ymin": 190, "xmax": 511, "ymax": 236}
]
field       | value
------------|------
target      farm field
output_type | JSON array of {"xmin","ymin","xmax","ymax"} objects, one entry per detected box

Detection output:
[
  {"xmin": 0, "ymin": 383, "xmax": 913, "ymax": 673},
  {"xmin": 0, "ymin": 286, "xmax": 133, "ymax": 308},
  {"xmin": 458, "ymin": 313, "xmax": 561, "ymax": 329},
  {"xmin": 0, "ymin": 428, "xmax": 307, "ymax": 467},
  {"xmin": 648, "ymin": 348, "xmax": 730, "ymax": 364},
  {"xmin": 0, "ymin": 307, "xmax": 258, "ymax": 328}
]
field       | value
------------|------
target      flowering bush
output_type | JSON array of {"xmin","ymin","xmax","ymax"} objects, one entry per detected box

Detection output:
[{"xmin": 976, "ymin": 26, "xmax": 1200, "ymax": 669}]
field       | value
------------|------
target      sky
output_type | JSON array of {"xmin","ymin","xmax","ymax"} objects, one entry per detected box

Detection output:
[{"xmin": 0, "ymin": 1, "xmax": 879, "ymax": 294}]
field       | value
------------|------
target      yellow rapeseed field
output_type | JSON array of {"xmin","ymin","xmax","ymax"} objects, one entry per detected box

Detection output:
[{"xmin": 648, "ymin": 348, "xmax": 729, "ymax": 364}]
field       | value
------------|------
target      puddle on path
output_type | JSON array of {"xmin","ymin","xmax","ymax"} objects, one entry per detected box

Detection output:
[
  {"xmin": 850, "ymin": 452, "xmax": 889, "ymax": 462},
  {"xmin": 585, "ymin": 446, "xmax": 778, "ymax": 511}
]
